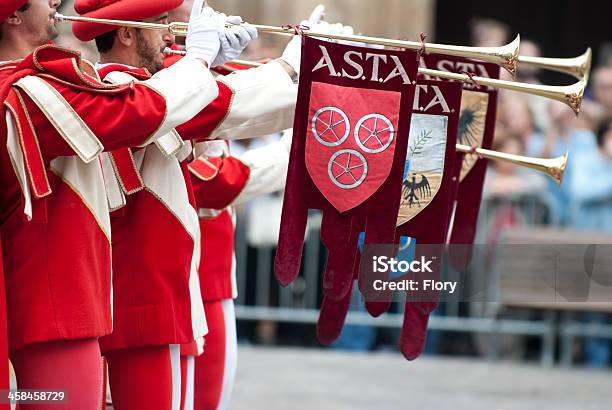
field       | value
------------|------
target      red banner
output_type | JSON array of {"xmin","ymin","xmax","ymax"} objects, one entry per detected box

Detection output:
[{"xmin": 275, "ymin": 36, "xmax": 418, "ymax": 311}]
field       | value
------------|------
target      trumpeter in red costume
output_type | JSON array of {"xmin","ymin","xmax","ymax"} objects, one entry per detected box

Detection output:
[
  {"xmin": 70, "ymin": 0, "xmax": 303, "ymax": 408},
  {"xmin": 0, "ymin": 0, "xmax": 226, "ymax": 408}
]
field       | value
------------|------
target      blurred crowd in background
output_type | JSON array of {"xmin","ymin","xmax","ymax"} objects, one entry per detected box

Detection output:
[{"xmin": 52, "ymin": 1, "xmax": 612, "ymax": 368}]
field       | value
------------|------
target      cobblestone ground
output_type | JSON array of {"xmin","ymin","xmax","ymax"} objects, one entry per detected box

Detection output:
[{"xmin": 229, "ymin": 346, "xmax": 612, "ymax": 410}]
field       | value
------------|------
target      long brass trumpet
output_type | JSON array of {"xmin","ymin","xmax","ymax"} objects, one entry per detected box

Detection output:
[
  {"xmin": 163, "ymin": 47, "xmax": 585, "ymax": 115},
  {"xmin": 519, "ymin": 48, "xmax": 592, "ymax": 83},
  {"xmin": 54, "ymin": 13, "xmax": 520, "ymax": 77},
  {"xmin": 457, "ymin": 145, "xmax": 568, "ymax": 186},
  {"xmin": 418, "ymin": 68, "xmax": 585, "ymax": 115}
]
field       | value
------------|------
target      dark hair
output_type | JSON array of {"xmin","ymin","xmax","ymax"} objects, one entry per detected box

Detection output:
[
  {"xmin": 0, "ymin": 2, "xmax": 31, "ymax": 41},
  {"xmin": 94, "ymin": 29, "xmax": 118, "ymax": 54},
  {"xmin": 596, "ymin": 118, "xmax": 612, "ymax": 149}
]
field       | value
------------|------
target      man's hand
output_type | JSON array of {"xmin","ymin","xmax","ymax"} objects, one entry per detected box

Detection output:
[
  {"xmin": 212, "ymin": 15, "xmax": 258, "ymax": 67},
  {"xmin": 185, "ymin": 0, "xmax": 223, "ymax": 67},
  {"xmin": 280, "ymin": 4, "xmax": 326, "ymax": 77}
]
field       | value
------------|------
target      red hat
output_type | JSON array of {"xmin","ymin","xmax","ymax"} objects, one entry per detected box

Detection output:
[
  {"xmin": 0, "ymin": 0, "xmax": 28, "ymax": 22},
  {"xmin": 72, "ymin": 0, "xmax": 182, "ymax": 42}
]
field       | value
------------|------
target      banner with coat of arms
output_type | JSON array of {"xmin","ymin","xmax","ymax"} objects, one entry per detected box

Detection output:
[
  {"xmin": 275, "ymin": 36, "xmax": 419, "ymax": 321},
  {"xmin": 420, "ymin": 55, "xmax": 501, "ymax": 270}
]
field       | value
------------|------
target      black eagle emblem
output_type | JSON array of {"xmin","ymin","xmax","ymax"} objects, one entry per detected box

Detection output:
[{"xmin": 402, "ymin": 173, "xmax": 432, "ymax": 208}]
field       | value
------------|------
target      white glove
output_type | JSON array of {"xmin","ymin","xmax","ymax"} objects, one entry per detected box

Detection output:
[
  {"xmin": 185, "ymin": 1, "xmax": 222, "ymax": 67},
  {"xmin": 280, "ymin": 5, "xmax": 326, "ymax": 76},
  {"xmin": 212, "ymin": 15, "xmax": 258, "ymax": 67}
]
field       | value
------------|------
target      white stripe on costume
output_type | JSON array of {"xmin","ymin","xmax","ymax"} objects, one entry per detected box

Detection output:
[
  {"xmin": 169, "ymin": 344, "xmax": 181, "ymax": 410},
  {"xmin": 4, "ymin": 112, "xmax": 33, "ymax": 219},
  {"xmin": 218, "ymin": 299, "xmax": 238, "ymax": 410},
  {"xmin": 139, "ymin": 147, "xmax": 208, "ymax": 341},
  {"xmin": 100, "ymin": 152, "xmax": 127, "ymax": 211},
  {"xmin": 14, "ymin": 76, "xmax": 103, "ymax": 163},
  {"xmin": 184, "ymin": 356, "xmax": 195, "ymax": 410}
]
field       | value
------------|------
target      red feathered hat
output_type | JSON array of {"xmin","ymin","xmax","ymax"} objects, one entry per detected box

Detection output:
[
  {"xmin": 0, "ymin": 0, "xmax": 28, "ymax": 22},
  {"xmin": 72, "ymin": 0, "xmax": 182, "ymax": 42}
]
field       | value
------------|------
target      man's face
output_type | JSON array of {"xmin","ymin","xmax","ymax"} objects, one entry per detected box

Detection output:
[
  {"xmin": 135, "ymin": 13, "xmax": 174, "ymax": 74},
  {"xmin": 18, "ymin": 0, "xmax": 61, "ymax": 43}
]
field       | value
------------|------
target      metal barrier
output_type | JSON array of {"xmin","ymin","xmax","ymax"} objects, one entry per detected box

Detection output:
[{"xmin": 232, "ymin": 193, "xmax": 611, "ymax": 367}]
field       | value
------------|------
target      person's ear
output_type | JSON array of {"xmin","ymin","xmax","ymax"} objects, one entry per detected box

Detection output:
[
  {"xmin": 116, "ymin": 27, "xmax": 135, "ymax": 47},
  {"xmin": 5, "ymin": 11, "xmax": 24, "ymax": 27}
]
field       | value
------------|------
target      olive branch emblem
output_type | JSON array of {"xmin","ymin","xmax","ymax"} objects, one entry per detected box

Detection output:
[{"xmin": 409, "ymin": 129, "xmax": 433, "ymax": 158}]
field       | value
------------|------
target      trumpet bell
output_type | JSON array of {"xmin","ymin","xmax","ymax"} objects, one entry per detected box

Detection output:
[
  {"xmin": 457, "ymin": 145, "xmax": 569, "ymax": 186},
  {"xmin": 519, "ymin": 48, "xmax": 592, "ymax": 83},
  {"xmin": 550, "ymin": 152, "xmax": 569, "ymax": 187}
]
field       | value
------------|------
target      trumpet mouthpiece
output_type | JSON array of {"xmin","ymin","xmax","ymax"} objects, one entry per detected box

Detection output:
[
  {"xmin": 54, "ymin": 12, "xmax": 66, "ymax": 22},
  {"xmin": 163, "ymin": 47, "xmax": 186, "ymax": 56}
]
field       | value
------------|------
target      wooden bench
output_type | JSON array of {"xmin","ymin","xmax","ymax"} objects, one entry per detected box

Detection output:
[{"xmin": 494, "ymin": 227, "xmax": 612, "ymax": 366}]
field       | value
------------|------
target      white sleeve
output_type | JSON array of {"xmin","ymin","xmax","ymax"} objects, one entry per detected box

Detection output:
[
  {"xmin": 142, "ymin": 56, "xmax": 219, "ymax": 142},
  {"xmin": 211, "ymin": 61, "xmax": 297, "ymax": 141},
  {"xmin": 232, "ymin": 132, "xmax": 292, "ymax": 205}
]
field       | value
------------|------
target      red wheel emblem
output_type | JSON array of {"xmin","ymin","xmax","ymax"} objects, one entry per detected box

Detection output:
[
  {"xmin": 328, "ymin": 149, "xmax": 368, "ymax": 189},
  {"xmin": 312, "ymin": 106, "xmax": 350, "ymax": 147},
  {"xmin": 354, "ymin": 113, "xmax": 395, "ymax": 154}
]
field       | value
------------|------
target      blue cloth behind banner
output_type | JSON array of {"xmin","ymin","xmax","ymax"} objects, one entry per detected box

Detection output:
[{"xmin": 357, "ymin": 232, "xmax": 415, "ymax": 280}]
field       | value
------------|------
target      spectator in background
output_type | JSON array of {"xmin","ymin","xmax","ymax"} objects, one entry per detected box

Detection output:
[
  {"xmin": 517, "ymin": 40, "xmax": 551, "ymax": 132},
  {"xmin": 569, "ymin": 119, "xmax": 612, "ymax": 232},
  {"xmin": 484, "ymin": 132, "xmax": 546, "ymax": 199},
  {"xmin": 532, "ymin": 99, "xmax": 601, "ymax": 224},
  {"xmin": 497, "ymin": 94, "xmax": 544, "ymax": 157},
  {"xmin": 517, "ymin": 40, "xmax": 543, "ymax": 84},
  {"xmin": 592, "ymin": 66, "xmax": 612, "ymax": 118},
  {"xmin": 470, "ymin": 17, "xmax": 510, "ymax": 48},
  {"xmin": 569, "ymin": 119, "xmax": 612, "ymax": 368},
  {"xmin": 483, "ymin": 131, "xmax": 546, "ymax": 242}
]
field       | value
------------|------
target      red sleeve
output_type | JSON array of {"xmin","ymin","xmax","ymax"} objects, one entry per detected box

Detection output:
[
  {"xmin": 189, "ymin": 156, "xmax": 251, "ymax": 210},
  {"xmin": 10, "ymin": 79, "xmax": 167, "ymax": 160},
  {"xmin": 175, "ymin": 81, "xmax": 233, "ymax": 142}
]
